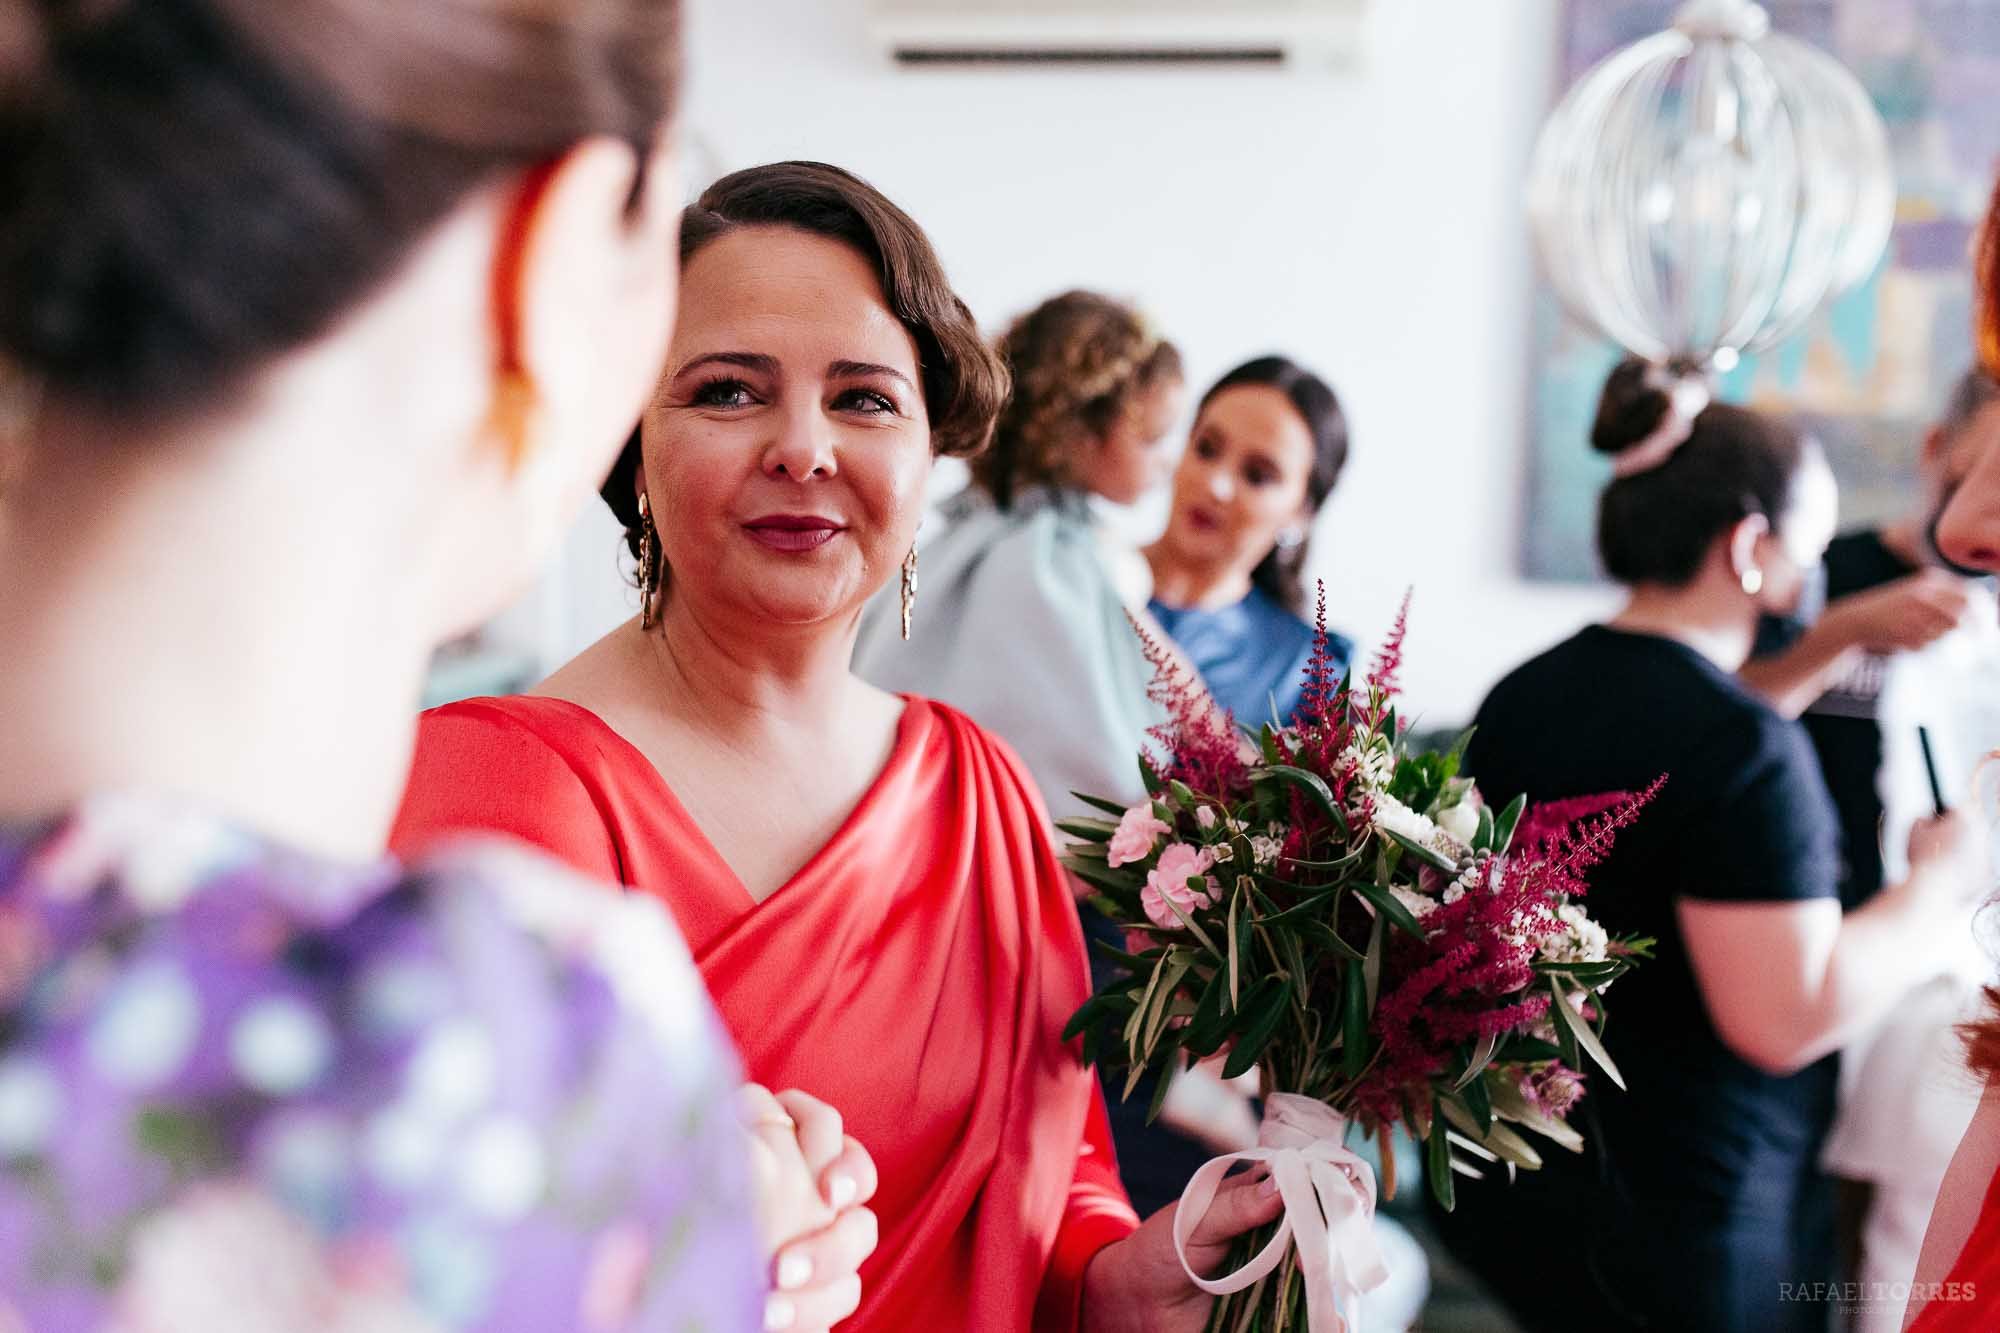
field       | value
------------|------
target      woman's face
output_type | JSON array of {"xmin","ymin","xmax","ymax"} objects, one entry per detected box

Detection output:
[
  {"xmin": 1162, "ymin": 384, "xmax": 1316, "ymax": 579},
  {"xmin": 1755, "ymin": 446, "xmax": 1840, "ymax": 615},
  {"xmin": 638, "ymin": 225, "xmax": 933, "ymax": 633},
  {"xmin": 1070, "ymin": 375, "xmax": 1185, "ymax": 506}
]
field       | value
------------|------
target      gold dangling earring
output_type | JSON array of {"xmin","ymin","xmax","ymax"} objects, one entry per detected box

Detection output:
[
  {"xmin": 638, "ymin": 493, "xmax": 660, "ymax": 631},
  {"xmin": 900, "ymin": 543, "xmax": 918, "ymax": 640}
]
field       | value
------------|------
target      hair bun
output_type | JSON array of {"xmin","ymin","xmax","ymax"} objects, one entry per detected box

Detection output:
[{"xmin": 1589, "ymin": 357, "xmax": 1679, "ymax": 456}]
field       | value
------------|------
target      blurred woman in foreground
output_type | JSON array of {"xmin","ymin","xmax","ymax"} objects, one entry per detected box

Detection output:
[{"xmin": 0, "ymin": 1, "xmax": 796, "ymax": 1328}]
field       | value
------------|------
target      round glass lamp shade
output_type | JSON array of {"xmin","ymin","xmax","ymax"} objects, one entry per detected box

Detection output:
[{"xmin": 1528, "ymin": 0, "xmax": 1895, "ymax": 370}]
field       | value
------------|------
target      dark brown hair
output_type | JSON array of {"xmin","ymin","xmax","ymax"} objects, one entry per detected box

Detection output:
[
  {"xmin": 602, "ymin": 160, "xmax": 1006, "ymax": 556},
  {"xmin": 0, "ymin": 0, "xmax": 680, "ymax": 417},
  {"xmin": 1592, "ymin": 358, "xmax": 1810, "ymax": 587},
  {"xmin": 970, "ymin": 290, "xmax": 1182, "ymax": 509},
  {"xmin": 1196, "ymin": 355, "xmax": 1348, "ymax": 614}
]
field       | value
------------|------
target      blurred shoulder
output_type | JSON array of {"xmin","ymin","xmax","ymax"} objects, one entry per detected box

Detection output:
[{"xmin": 396, "ymin": 694, "xmax": 631, "ymax": 876}]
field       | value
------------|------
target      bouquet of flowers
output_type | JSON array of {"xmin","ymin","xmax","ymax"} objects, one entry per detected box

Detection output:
[{"xmin": 1061, "ymin": 595, "xmax": 1657, "ymax": 1333}]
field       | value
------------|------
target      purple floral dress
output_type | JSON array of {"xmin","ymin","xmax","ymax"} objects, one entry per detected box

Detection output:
[{"xmin": 0, "ymin": 794, "xmax": 762, "ymax": 1332}]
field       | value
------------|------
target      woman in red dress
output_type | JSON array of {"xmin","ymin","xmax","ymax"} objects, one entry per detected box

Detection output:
[
  {"xmin": 393, "ymin": 162, "xmax": 1282, "ymax": 1332},
  {"xmin": 1907, "ymin": 175, "xmax": 2000, "ymax": 1330}
]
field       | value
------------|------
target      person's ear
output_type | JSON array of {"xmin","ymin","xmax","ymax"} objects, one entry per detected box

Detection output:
[
  {"xmin": 487, "ymin": 136, "xmax": 678, "ymax": 473},
  {"xmin": 1727, "ymin": 513, "xmax": 1771, "ymax": 593}
]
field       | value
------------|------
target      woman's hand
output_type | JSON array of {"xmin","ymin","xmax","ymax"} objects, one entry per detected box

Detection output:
[
  {"xmin": 739, "ymin": 1084, "xmax": 880, "ymax": 1331},
  {"xmin": 1079, "ymin": 1167, "xmax": 1285, "ymax": 1333},
  {"xmin": 1824, "ymin": 570, "xmax": 1976, "ymax": 655},
  {"xmin": 1906, "ymin": 811, "xmax": 1983, "ymax": 895}
]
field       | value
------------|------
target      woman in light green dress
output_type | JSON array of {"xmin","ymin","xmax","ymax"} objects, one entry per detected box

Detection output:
[{"xmin": 855, "ymin": 290, "xmax": 1184, "ymax": 822}]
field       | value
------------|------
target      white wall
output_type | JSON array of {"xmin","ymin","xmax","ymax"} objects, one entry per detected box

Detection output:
[{"xmin": 534, "ymin": 0, "xmax": 1622, "ymax": 725}]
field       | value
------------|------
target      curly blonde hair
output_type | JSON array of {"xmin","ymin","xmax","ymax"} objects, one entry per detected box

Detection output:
[{"xmin": 971, "ymin": 291, "xmax": 1182, "ymax": 507}]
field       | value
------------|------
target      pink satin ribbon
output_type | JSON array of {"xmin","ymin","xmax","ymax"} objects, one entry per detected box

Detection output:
[{"xmin": 1170, "ymin": 1092, "xmax": 1391, "ymax": 1333}]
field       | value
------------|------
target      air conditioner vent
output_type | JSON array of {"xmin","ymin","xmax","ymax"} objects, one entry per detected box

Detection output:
[
  {"xmin": 869, "ymin": 0, "xmax": 1367, "ymax": 69},
  {"xmin": 892, "ymin": 46, "xmax": 1288, "ymax": 66}
]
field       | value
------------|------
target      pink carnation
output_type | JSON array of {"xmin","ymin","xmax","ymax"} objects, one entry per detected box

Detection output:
[
  {"xmin": 1140, "ymin": 843, "xmax": 1219, "ymax": 929},
  {"xmin": 1522, "ymin": 1063, "xmax": 1587, "ymax": 1118},
  {"xmin": 1107, "ymin": 805, "xmax": 1172, "ymax": 868}
]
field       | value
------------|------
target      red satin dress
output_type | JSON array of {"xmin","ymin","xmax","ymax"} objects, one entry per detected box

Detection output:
[
  {"xmin": 391, "ymin": 694, "xmax": 1138, "ymax": 1331},
  {"xmin": 1909, "ymin": 1168, "xmax": 2000, "ymax": 1331}
]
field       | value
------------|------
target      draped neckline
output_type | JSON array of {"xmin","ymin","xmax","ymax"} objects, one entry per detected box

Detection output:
[{"xmin": 515, "ymin": 692, "xmax": 923, "ymax": 913}]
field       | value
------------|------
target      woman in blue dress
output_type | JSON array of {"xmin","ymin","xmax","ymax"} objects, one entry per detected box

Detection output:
[{"xmin": 1144, "ymin": 356, "xmax": 1357, "ymax": 727}]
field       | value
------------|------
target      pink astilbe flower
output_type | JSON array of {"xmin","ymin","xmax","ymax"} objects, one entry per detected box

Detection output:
[
  {"xmin": 1280, "ymin": 584, "xmax": 1363, "ymax": 827},
  {"xmin": 1520, "ymin": 776, "xmax": 1666, "ymax": 900},
  {"xmin": 1363, "ymin": 591, "xmax": 1412, "ymax": 724},
  {"xmin": 1296, "ymin": 582, "xmax": 1349, "ymax": 736},
  {"xmin": 1511, "ymin": 792, "xmax": 1636, "ymax": 860},
  {"xmin": 1132, "ymin": 615, "xmax": 1248, "ymax": 798},
  {"xmin": 1349, "ymin": 783, "xmax": 1659, "ymax": 1124}
]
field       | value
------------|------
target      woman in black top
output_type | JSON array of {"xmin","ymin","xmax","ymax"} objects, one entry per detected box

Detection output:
[{"xmin": 1432, "ymin": 360, "xmax": 1981, "ymax": 1333}]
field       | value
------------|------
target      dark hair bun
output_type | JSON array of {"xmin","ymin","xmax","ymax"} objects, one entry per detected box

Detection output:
[
  {"xmin": 1592, "ymin": 361, "xmax": 1808, "ymax": 587},
  {"xmin": 1590, "ymin": 357, "xmax": 1675, "ymax": 457}
]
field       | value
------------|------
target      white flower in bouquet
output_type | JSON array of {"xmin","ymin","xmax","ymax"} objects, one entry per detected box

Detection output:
[
  {"xmin": 1388, "ymin": 884, "xmax": 1438, "ymax": 922},
  {"xmin": 1367, "ymin": 793, "xmax": 1435, "ymax": 844},
  {"xmin": 1434, "ymin": 799, "xmax": 1481, "ymax": 847},
  {"xmin": 1343, "ymin": 739, "xmax": 1395, "ymax": 794},
  {"xmin": 1369, "ymin": 794, "xmax": 1465, "ymax": 862},
  {"xmin": 1249, "ymin": 834, "xmax": 1285, "ymax": 868},
  {"xmin": 1538, "ymin": 903, "xmax": 1611, "ymax": 974}
]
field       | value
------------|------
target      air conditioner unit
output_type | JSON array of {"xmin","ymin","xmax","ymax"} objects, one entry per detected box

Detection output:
[{"xmin": 868, "ymin": 0, "xmax": 1368, "ymax": 67}]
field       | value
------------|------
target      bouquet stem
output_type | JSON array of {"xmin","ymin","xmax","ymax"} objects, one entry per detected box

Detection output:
[
  {"xmin": 1203, "ymin": 1228, "xmax": 1305, "ymax": 1333},
  {"xmin": 1377, "ymin": 1120, "xmax": 1397, "ymax": 1201}
]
